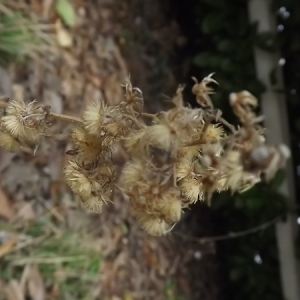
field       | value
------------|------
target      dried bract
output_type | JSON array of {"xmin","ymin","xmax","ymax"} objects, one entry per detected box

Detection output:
[
  {"xmin": 121, "ymin": 79, "xmax": 144, "ymax": 113},
  {"xmin": 192, "ymin": 73, "xmax": 218, "ymax": 108}
]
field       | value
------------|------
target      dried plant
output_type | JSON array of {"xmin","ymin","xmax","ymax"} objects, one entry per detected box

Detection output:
[{"xmin": 0, "ymin": 75, "xmax": 290, "ymax": 236}]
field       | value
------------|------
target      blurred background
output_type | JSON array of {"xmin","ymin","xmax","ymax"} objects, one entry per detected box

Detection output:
[{"xmin": 0, "ymin": 0, "xmax": 299, "ymax": 299}]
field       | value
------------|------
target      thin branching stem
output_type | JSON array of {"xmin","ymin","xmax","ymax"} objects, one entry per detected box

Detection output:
[
  {"xmin": 0, "ymin": 100, "xmax": 82, "ymax": 124},
  {"xmin": 49, "ymin": 112, "xmax": 82, "ymax": 124},
  {"xmin": 174, "ymin": 214, "xmax": 285, "ymax": 243}
]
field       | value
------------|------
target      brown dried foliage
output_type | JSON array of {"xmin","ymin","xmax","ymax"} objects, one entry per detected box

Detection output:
[{"xmin": 0, "ymin": 75, "xmax": 290, "ymax": 236}]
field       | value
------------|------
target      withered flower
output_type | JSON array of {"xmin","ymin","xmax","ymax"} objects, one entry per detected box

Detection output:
[
  {"xmin": 123, "ymin": 128, "xmax": 150, "ymax": 157},
  {"xmin": 64, "ymin": 160, "xmax": 115, "ymax": 213},
  {"xmin": 121, "ymin": 79, "xmax": 144, "ymax": 113},
  {"xmin": 2, "ymin": 99, "xmax": 49, "ymax": 143},
  {"xmin": 243, "ymin": 144, "xmax": 290, "ymax": 181},
  {"xmin": 192, "ymin": 73, "xmax": 218, "ymax": 108},
  {"xmin": 83, "ymin": 100, "xmax": 140, "ymax": 140},
  {"xmin": 64, "ymin": 160, "xmax": 95, "ymax": 199},
  {"xmin": 0, "ymin": 131, "xmax": 21, "ymax": 152},
  {"xmin": 144, "ymin": 106, "xmax": 204, "ymax": 155},
  {"xmin": 135, "ymin": 211, "xmax": 172, "ymax": 236},
  {"xmin": 120, "ymin": 160, "xmax": 182, "ymax": 229},
  {"xmin": 0, "ymin": 74, "xmax": 291, "ymax": 237},
  {"xmin": 83, "ymin": 101, "xmax": 121, "ymax": 137},
  {"xmin": 69, "ymin": 126, "xmax": 110, "ymax": 166}
]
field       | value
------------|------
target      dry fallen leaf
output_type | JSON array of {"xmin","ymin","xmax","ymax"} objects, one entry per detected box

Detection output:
[
  {"xmin": 28, "ymin": 265, "xmax": 45, "ymax": 300},
  {"xmin": 0, "ymin": 237, "xmax": 17, "ymax": 258},
  {"xmin": 15, "ymin": 202, "xmax": 36, "ymax": 222},
  {"xmin": 43, "ymin": 0, "xmax": 54, "ymax": 19},
  {"xmin": 56, "ymin": 20, "xmax": 73, "ymax": 48},
  {"xmin": 4, "ymin": 280, "xmax": 24, "ymax": 300},
  {"xmin": 24, "ymin": 264, "xmax": 45, "ymax": 300},
  {"xmin": 0, "ymin": 188, "xmax": 15, "ymax": 220}
]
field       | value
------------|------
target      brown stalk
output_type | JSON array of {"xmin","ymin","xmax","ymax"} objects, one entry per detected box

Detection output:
[{"xmin": 0, "ymin": 101, "xmax": 82, "ymax": 124}]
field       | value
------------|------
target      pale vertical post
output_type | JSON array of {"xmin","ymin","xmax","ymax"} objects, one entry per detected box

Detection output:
[{"xmin": 248, "ymin": 1, "xmax": 300, "ymax": 299}]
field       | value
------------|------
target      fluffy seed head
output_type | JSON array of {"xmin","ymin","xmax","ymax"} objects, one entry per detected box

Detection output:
[
  {"xmin": 179, "ymin": 177, "xmax": 203, "ymax": 204},
  {"xmin": 119, "ymin": 159, "xmax": 147, "ymax": 188},
  {"xmin": 82, "ymin": 101, "xmax": 107, "ymax": 136},
  {"xmin": 145, "ymin": 123, "xmax": 176, "ymax": 152},
  {"xmin": 80, "ymin": 195, "xmax": 106, "ymax": 213},
  {"xmin": 64, "ymin": 161, "xmax": 93, "ymax": 198},
  {"xmin": 2, "ymin": 100, "xmax": 48, "ymax": 142},
  {"xmin": 83, "ymin": 101, "xmax": 130, "ymax": 139},
  {"xmin": 176, "ymin": 157, "xmax": 194, "ymax": 181},
  {"xmin": 157, "ymin": 188, "xmax": 182, "ymax": 223},
  {"xmin": 135, "ymin": 211, "xmax": 171, "ymax": 236},
  {"xmin": 0, "ymin": 131, "xmax": 21, "ymax": 152},
  {"xmin": 202, "ymin": 124, "xmax": 224, "ymax": 141},
  {"xmin": 177, "ymin": 145, "xmax": 200, "ymax": 161},
  {"xmin": 70, "ymin": 126, "xmax": 108, "ymax": 166},
  {"xmin": 123, "ymin": 128, "xmax": 149, "ymax": 157}
]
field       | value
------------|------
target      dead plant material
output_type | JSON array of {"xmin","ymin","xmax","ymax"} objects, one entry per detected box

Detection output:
[{"xmin": 0, "ymin": 74, "xmax": 290, "ymax": 236}]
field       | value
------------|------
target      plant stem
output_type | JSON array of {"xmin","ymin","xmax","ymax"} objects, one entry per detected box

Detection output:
[
  {"xmin": 49, "ymin": 112, "xmax": 82, "ymax": 124},
  {"xmin": 0, "ymin": 101, "xmax": 8, "ymax": 108},
  {"xmin": 20, "ymin": 145, "xmax": 34, "ymax": 155},
  {"xmin": 141, "ymin": 112, "xmax": 159, "ymax": 122},
  {"xmin": 0, "ymin": 100, "xmax": 82, "ymax": 124},
  {"xmin": 125, "ymin": 114, "xmax": 146, "ymax": 129},
  {"xmin": 174, "ymin": 214, "xmax": 285, "ymax": 243}
]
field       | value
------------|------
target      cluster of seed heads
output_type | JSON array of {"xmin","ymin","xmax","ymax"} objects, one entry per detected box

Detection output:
[{"xmin": 0, "ymin": 75, "xmax": 290, "ymax": 236}]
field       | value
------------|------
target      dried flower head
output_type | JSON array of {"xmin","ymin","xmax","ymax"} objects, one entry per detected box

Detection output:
[
  {"xmin": 64, "ymin": 160, "xmax": 115, "ymax": 212},
  {"xmin": 83, "ymin": 101, "xmax": 122, "ymax": 137},
  {"xmin": 144, "ymin": 107, "xmax": 204, "ymax": 155},
  {"xmin": 83, "ymin": 98, "xmax": 143, "ymax": 142},
  {"xmin": 0, "ymin": 73, "xmax": 290, "ymax": 237},
  {"xmin": 121, "ymin": 78, "xmax": 144, "ymax": 113},
  {"xmin": 242, "ymin": 144, "xmax": 290, "ymax": 181},
  {"xmin": 2, "ymin": 99, "xmax": 49, "ymax": 143},
  {"xmin": 121, "ymin": 160, "xmax": 182, "ymax": 228},
  {"xmin": 0, "ymin": 131, "xmax": 21, "ymax": 152},
  {"xmin": 123, "ymin": 128, "xmax": 149, "ymax": 157},
  {"xmin": 69, "ymin": 126, "xmax": 110, "ymax": 166},
  {"xmin": 192, "ymin": 73, "xmax": 218, "ymax": 108},
  {"xmin": 135, "ymin": 211, "xmax": 171, "ymax": 236},
  {"xmin": 64, "ymin": 160, "xmax": 94, "ymax": 199}
]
